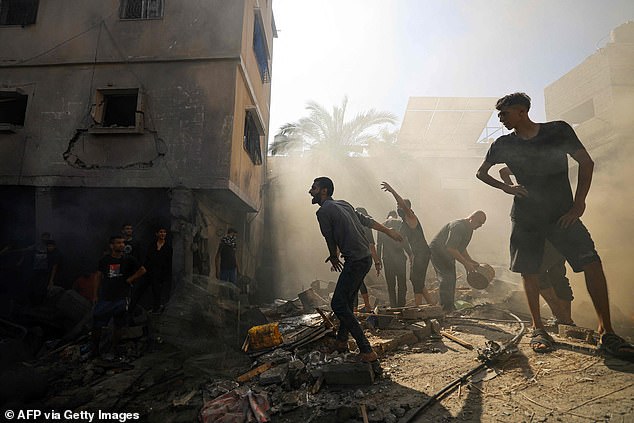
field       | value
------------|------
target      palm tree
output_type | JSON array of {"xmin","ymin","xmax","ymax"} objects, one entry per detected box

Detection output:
[{"xmin": 269, "ymin": 97, "xmax": 397, "ymax": 156}]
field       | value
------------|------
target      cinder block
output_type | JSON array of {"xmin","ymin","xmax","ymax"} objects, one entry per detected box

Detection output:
[
  {"xmin": 400, "ymin": 305, "xmax": 444, "ymax": 320},
  {"xmin": 322, "ymin": 362, "xmax": 375, "ymax": 385},
  {"xmin": 407, "ymin": 321, "xmax": 432, "ymax": 340}
]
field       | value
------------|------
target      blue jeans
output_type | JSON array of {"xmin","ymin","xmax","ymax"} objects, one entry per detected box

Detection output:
[
  {"xmin": 219, "ymin": 269, "xmax": 237, "ymax": 283},
  {"xmin": 331, "ymin": 256, "xmax": 373, "ymax": 353}
]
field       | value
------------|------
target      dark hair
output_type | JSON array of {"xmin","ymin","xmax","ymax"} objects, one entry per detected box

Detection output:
[
  {"xmin": 109, "ymin": 235, "xmax": 125, "ymax": 244},
  {"xmin": 313, "ymin": 177, "xmax": 334, "ymax": 196},
  {"xmin": 495, "ymin": 92, "xmax": 531, "ymax": 111},
  {"xmin": 227, "ymin": 228, "xmax": 238, "ymax": 235},
  {"xmin": 121, "ymin": 223, "xmax": 132, "ymax": 229},
  {"xmin": 387, "ymin": 210, "xmax": 398, "ymax": 218}
]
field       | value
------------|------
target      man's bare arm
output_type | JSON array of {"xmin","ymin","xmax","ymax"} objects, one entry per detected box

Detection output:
[
  {"xmin": 381, "ymin": 182, "xmax": 418, "ymax": 228},
  {"xmin": 476, "ymin": 161, "xmax": 528, "ymax": 197},
  {"xmin": 499, "ymin": 166, "xmax": 514, "ymax": 185},
  {"xmin": 369, "ymin": 220, "xmax": 404, "ymax": 242},
  {"xmin": 446, "ymin": 247, "xmax": 476, "ymax": 274},
  {"xmin": 558, "ymin": 149, "xmax": 594, "ymax": 228}
]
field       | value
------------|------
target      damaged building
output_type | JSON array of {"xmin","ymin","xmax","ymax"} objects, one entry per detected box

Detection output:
[{"xmin": 0, "ymin": 0, "xmax": 277, "ymax": 300}]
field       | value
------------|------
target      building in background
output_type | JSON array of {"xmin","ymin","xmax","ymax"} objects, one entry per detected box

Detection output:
[{"xmin": 0, "ymin": 0, "xmax": 276, "ymax": 296}]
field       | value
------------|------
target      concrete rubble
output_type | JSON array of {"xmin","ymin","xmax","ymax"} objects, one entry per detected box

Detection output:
[{"xmin": 1, "ymin": 275, "xmax": 632, "ymax": 423}]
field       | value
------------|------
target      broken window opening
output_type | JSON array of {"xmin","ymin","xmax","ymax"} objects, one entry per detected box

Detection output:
[
  {"xmin": 90, "ymin": 88, "xmax": 144, "ymax": 134},
  {"xmin": 244, "ymin": 110, "xmax": 263, "ymax": 165},
  {"xmin": 120, "ymin": 0, "xmax": 163, "ymax": 20},
  {"xmin": 0, "ymin": 0, "xmax": 39, "ymax": 26},
  {"xmin": 0, "ymin": 91, "xmax": 28, "ymax": 132},
  {"xmin": 253, "ymin": 10, "xmax": 270, "ymax": 83}
]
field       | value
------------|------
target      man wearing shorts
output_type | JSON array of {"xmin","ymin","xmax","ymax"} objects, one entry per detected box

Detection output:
[
  {"xmin": 91, "ymin": 235, "xmax": 146, "ymax": 358},
  {"xmin": 476, "ymin": 92, "xmax": 633, "ymax": 358}
]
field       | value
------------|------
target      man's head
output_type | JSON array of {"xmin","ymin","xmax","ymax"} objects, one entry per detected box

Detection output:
[
  {"xmin": 121, "ymin": 224, "xmax": 133, "ymax": 238},
  {"xmin": 40, "ymin": 232, "xmax": 51, "ymax": 242},
  {"xmin": 397, "ymin": 199, "xmax": 412, "ymax": 218},
  {"xmin": 495, "ymin": 92, "xmax": 531, "ymax": 130},
  {"xmin": 309, "ymin": 177, "xmax": 334, "ymax": 205},
  {"xmin": 227, "ymin": 228, "xmax": 238, "ymax": 236},
  {"xmin": 109, "ymin": 235, "xmax": 126, "ymax": 254},
  {"xmin": 156, "ymin": 227, "xmax": 168, "ymax": 240},
  {"xmin": 387, "ymin": 210, "xmax": 398, "ymax": 219},
  {"xmin": 467, "ymin": 210, "xmax": 487, "ymax": 230}
]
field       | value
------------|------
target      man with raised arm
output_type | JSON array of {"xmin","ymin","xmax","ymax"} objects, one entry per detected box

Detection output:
[
  {"xmin": 309, "ymin": 177, "xmax": 402, "ymax": 365},
  {"xmin": 381, "ymin": 182, "xmax": 434, "ymax": 306},
  {"xmin": 476, "ymin": 92, "xmax": 632, "ymax": 358}
]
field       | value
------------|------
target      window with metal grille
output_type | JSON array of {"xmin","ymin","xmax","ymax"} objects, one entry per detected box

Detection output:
[
  {"xmin": 0, "ymin": 0, "xmax": 39, "ymax": 26},
  {"xmin": 0, "ymin": 91, "xmax": 28, "ymax": 131},
  {"xmin": 120, "ymin": 0, "xmax": 163, "ymax": 20},
  {"xmin": 253, "ymin": 10, "xmax": 270, "ymax": 83},
  {"xmin": 244, "ymin": 111, "xmax": 263, "ymax": 165}
]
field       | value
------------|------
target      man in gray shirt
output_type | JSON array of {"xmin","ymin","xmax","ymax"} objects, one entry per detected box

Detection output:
[
  {"xmin": 430, "ymin": 211, "xmax": 486, "ymax": 312},
  {"xmin": 310, "ymin": 177, "xmax": 402, "ymax": 364}
]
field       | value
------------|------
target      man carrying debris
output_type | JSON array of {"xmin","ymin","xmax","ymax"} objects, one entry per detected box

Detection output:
[
  {"xmin": 309, "ymin": 177, "xmax": 403, "ymax": 364},
  {"xmin": 91, "ymin": 235, "xmax": 146, "ymax": 358},
  {"xmin": 476, "ymin": 92, "xmax": 633, "ymax": 358},
  {"xmin": 377, "ymin": 210, "xmax": 413, "ymax": 307},
  {"xmin": 381, "ymin": 182, "xmax": 434, "ymax": 306},
  {"xmin": 429, "ymin": 211, "xmax": 487, "ymax": 312},
  {"xmin": 500, "ymin": 166, "xmax": 575, "ymax": 326}
]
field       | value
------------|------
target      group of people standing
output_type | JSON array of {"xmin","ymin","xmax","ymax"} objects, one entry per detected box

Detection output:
[
  {"xmin": 310, "ymin": 91, "xmax": 633, "ymax": 365},
  {"xmin": 91, "ymin": 224, "xmax": 172, "ymax": 358}
]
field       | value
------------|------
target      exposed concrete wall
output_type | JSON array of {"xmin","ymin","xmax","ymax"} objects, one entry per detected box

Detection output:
[{"xmin": 0, "ymin": 0, "xmax": 244, "ymax": 63}]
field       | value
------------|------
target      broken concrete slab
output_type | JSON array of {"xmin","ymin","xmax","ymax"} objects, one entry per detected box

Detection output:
[
  {"xmin": 298, "ymin": 288, "xmax": 329, "ymax": 310},
  {"xmin": 407, "ymin": 321, "xmax": 432, "ymax": 340},
  {"xmin": 370, "ymin": 330, "xmax": 419, "ymax": 356},
  {"xmin": 321, "ymin": 362, "xmax": 375, "ymax": 385},
  {"xmin": 400, "ymin": 305, "xmax": 444, "ymax": 320},
  {"xmin": 259, "ymin": 363, "xmax": 289, "ymax": 385}
]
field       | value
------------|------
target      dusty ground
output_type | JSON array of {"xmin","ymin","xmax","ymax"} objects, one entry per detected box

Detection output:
[
  {"xmin": 7, "ymin": 305, "xmax": 632, "ymax": 423},
  {"xmin": 271, "ymin": 310, "xmax": 634, "ymax": 423}
]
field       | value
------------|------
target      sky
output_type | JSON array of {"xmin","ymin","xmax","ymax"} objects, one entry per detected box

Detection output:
[{"xmin": 268, "ymin": 0, "xmax": 634, "ymax": 144}]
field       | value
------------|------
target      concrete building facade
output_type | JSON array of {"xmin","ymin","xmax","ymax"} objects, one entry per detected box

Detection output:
[{"xmin": 0, "ymin": 0, "xmax": 276, "ymax": 296}]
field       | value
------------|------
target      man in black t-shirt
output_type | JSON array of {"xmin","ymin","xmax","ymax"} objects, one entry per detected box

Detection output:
[
  {"xmin": 476, "ymin": 92, "xmax": 632, "ymax": 359},
  {"xmin": 91, "ymin": 235, "xmax": 146, "ymax": 358}
]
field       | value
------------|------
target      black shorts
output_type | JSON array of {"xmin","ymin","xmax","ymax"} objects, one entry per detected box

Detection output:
[{"xmin": 510, "ymin": 219, "xmax": 600, "ymax": 274}]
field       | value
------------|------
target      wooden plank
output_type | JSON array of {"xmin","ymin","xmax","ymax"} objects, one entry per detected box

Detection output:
[
  {"xmin": 440, "ymin": 330, "xmax": 474, "ymax": 350},
  {"xmin": 236, "ymin": 362, "xmax": 273, "ymax": 383}
]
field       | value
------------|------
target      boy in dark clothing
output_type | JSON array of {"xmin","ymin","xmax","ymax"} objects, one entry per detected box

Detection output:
[
  {"xmin": 215, "ymin": 228, "xmax": 240, "ymax": 283},
  {"xmin": 476, "ymin": 92, "xmax": 633, "ymax": 358},
  {"xmin": 91, "ymin": 235, "xmax": 146, "ymax": 358},
  {"xmin": 130, "ymin": 227, "xmax": 172, "ymax": 314}
]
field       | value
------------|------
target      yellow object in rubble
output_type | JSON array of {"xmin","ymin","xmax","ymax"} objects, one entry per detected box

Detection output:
[{"xmin": 247, "ymin": 322, "xmax": 283, "ymax": 350}]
